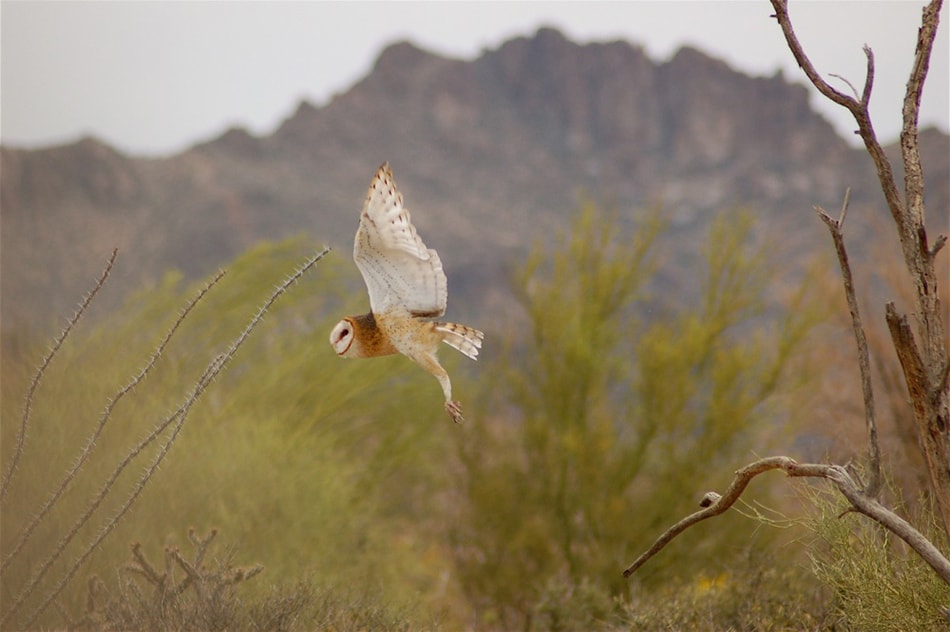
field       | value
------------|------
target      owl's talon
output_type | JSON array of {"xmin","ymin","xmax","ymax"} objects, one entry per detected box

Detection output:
[{"xmin": 446, "ymin": 400, "xmax": 464, "ymax": 424}]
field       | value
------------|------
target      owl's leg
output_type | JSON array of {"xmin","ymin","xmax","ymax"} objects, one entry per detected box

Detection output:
[{"xmin": 410, "ymin": 351, "xmax": 464, "ymax": 424}]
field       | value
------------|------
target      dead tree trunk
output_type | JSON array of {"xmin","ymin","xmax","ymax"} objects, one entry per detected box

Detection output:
[
  {"xmin": 623, "ymin": 0, "xmax": 950, "ymax": 586},
  {"xmin": 770, "ymin": 0, "xmax": 950, "ymax": 537}
]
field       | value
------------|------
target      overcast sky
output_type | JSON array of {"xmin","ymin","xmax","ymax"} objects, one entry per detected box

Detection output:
[{"xmin": 2, "ymin": 1, "xmax": 947, "ymax": 157}]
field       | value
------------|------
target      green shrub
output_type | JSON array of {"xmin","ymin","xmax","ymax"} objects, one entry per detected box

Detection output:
[
  {"xmin": 803, "ymin": 484, "xmax": 950, "ymax": 631},
  {"xmin": 0, "ymin": 239, "xmax": 460, "ymax": 628},
  {"xmin": 452, "ymin": 206, "xmax": 826, "ymax": 627},
  {"xmin": 617, "ymin": 558, "xmax": 836, "ymax": 631}
]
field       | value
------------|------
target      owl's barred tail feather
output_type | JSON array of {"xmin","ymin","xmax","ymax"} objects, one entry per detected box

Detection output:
[{"xmin": 436, "ymin": 322, "xmax": 484, "ymax": 361}]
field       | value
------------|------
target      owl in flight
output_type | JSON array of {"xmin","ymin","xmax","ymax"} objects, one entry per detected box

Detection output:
[{"xmin": 330, "ymin": 162, "xmax": 484, "ymax": 423}]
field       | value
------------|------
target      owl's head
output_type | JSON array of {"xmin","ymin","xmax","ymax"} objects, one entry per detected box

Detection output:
[{"xmin": 330, "ymin": 318, "xmax": 357, "ymax": 357}]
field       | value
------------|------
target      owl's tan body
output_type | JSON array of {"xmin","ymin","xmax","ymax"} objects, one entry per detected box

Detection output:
[{"xmin": 330, "ymin": 163, "xmax": 483, "ymax": 423}]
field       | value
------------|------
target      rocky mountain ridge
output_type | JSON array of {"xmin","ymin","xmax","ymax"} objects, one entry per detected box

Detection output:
[{"xmin": 2, "ymin": 27, "xmax": 947, "ymax": 334}]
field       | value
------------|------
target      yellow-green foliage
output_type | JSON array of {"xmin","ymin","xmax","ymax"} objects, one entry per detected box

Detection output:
[
  {"xmin": 452, "ymin": 206, "xmax": 825, "ymax": 627},
  {"xmin": 2, "ymin": 208, "xmax": 834, "ymax": 630},
  {"xmin": 1, "ymin": 238, "xmax": 461, "ymax": 628}
]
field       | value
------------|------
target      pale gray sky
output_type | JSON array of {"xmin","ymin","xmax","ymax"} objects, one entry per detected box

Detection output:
[{"xmin": 2, "ymin": 1, "xmax": 947, "ymax": 157}]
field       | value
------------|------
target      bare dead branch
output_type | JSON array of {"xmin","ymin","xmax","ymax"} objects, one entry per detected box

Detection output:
[
  {"xmin": 895, "ymin": 4, "xmax": 947, "ymax": 420},
  {"xmin": 773, "ymin": 0, "xmax": 950, "ymax": 540},
  {"xmin": 814, "ymin": 189, "xmax": 882, "ymax": 497},
  {"xmin": 900, "ymin": 0, "xmax": 942, "ymax": 225},
  {"xmin": 937, "ymin": 361, "xmax": 950, "ymax": 405},
  {"xmin": 768, "ymin": 1, "xmax": 859, "ymax": 112},
  {"xmin": 860, "ymin": 45, "xmax": 874, "ymax": 108},
  {"xmin": 1, "ymin": 248, "xmax": 118, "ymax": 503},
  {"xmin": 623, "ymin": 457, "xmax": 801, "ymax": 578},
  {"xmin": 885, "ymin": 303, "xmax": 950, "ymax": 486},
  {"xmin": 888, "ymin": 305, "xmax": 950, "ymax": 532},
  {"xmin": 769, "ymin": 0, "xmax": 904, "ymax": 232},
  {"xmin": 931, "ymin": 234, "xmax": 947, "ymax": 258},
  {"xmin": 826, "ymin": 464, "xmax": 950, "ymax": 586},
  {"xmin": 828, "ymin": 73, "xmax": 859, "ymax": 102},
  {"xmin": 622, "ymin": 456, "xmax": 950, "ymax": 584}
]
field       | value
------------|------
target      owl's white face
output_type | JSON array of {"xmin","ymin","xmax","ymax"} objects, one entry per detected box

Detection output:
[{"xmin": 329, "ymin": 318, "xmax": 356, "ymax": 357}]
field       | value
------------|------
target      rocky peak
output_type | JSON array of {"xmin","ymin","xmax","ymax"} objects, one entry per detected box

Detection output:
[
  {"xmin": 2, "ymin": 27, "xmax": 946, "ymax": 334},
  {"xmin": 372, "ymin": 40, "xmax": 442, "ymax": 76},
  {"xmin": 2, "ymin": 136, "xmax": 142, "ymax": 211}
]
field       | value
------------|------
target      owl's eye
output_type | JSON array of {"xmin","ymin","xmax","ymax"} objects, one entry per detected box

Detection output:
[{"xmin": 340, "ymin": 328, "xmax": 350, "ymax": 337}]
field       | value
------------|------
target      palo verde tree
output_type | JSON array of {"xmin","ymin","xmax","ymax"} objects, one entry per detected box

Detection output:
[{"xmin": 454, "ymin": 204, "xmax": 822, "ymax": 628}]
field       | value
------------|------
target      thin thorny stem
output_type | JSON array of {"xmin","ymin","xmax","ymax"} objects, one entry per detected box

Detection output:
[
  {"xmin": 3, "ymin": 247, "xmax": 329, "ymax": 629},
  {"xmin": 1, "ymin": 269, "xmax": 227, "ymax": 576},
  {"xmin": 1, "ymin": 249, "xmax": 118, "ymax": 503}
]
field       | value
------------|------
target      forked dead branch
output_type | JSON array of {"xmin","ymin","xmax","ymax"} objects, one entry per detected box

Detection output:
[
  {"xmin": 623, "ymin": 0, "xmax": 949, "ymax": 588},
  {"xmin": 621, "ymin": 457, "xmax": 950, "ymax": 583}
]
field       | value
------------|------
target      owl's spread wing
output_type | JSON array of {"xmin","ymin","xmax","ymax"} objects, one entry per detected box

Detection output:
[{"xmin": 353, "ymin": 163, "xmax": 448, "ymax": 317}]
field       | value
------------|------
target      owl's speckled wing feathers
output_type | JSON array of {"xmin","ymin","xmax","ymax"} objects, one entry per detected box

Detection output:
[
  {"xmin": 353, "ymin": 163, "xmax": 448, "ymax": 317},
  {"xmin": 332, "ymin": 162, "xmax": 483, "ymax": 423}
]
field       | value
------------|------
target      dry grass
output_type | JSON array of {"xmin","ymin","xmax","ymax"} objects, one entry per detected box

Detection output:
[
  {"xmin": 803, "ymin": 484, "xmax": 950, "ymax": 632},
  {"xmin": 69, "ymin": 528, "xmax": 425, "ymax": 632}
]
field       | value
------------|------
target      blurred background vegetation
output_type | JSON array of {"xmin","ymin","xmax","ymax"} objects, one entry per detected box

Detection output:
[{"xmin": 2, "ymin": 204, "xmax": 946, "ymax": 630}]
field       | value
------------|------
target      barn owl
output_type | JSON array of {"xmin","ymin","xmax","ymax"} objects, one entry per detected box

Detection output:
[{"xmin": 329, "ymin": 162, "xmax": 484, "ymax": 423}]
